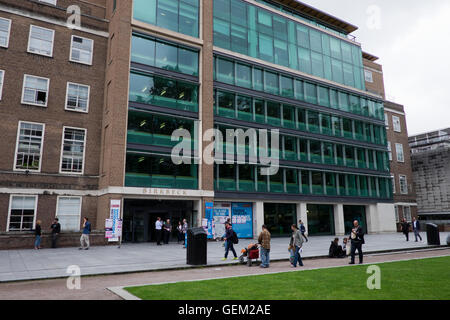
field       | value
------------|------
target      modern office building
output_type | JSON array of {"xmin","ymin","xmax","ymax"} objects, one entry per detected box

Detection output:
[
  {"xmin": 0, "ymin": 0, "xmax": 396, "ymax": 248},
  {"xmin": 409, "ymin": 128, "xmax": 450, "ymax": 231}
]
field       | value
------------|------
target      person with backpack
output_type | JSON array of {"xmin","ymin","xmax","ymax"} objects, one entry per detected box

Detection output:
[
  {"xmin": 299, "ymin": 220, "xmax": 308, "ymax": 242},
  {"xmin": 222, "ymin": 222, "xmax": 238, "ymax": 261}
]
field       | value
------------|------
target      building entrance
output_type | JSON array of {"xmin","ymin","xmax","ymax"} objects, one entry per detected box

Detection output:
[
  {"xmin": 344, "ymin": 205, "xmax": 367, "ymax": 234},
  {"xmin": 123, "ymin": 199, "xmax": 195, "ymax": 243}
]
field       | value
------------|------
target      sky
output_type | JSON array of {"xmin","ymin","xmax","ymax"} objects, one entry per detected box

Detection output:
[{"xmin": 300, "ymin": 0, "xmax": 450, "ymax": 135}]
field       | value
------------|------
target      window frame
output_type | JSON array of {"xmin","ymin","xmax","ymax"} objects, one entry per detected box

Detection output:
[
  {"xmin": 65, "ymin": 82, "xmax": 90, "ymax": 113},
  {"xmin": 56, "ymin": 196, "xmax": 82, "ymax": 232},
  {"xmin": 13, "ymin": 121, "xmax": 46, "ymax": 172},
  {"xmin": 6, "ymin": 194, "xmax": 38, "ymax": 232},
  {"xmin": 395, "ymin": 143, "xmax": 404, "ymax": 163},
  {"xmin": 0, "ymin": 17, "xmax": 12, "ymax": 48},
  {"xmin": 364, "ymin": 69, "xmax": 373, "ymax": 83},
  {"xmin": 0, "ymin": 69, "xmax": 4, "ymax": 100},
  {"xmin": 38, "ymin": 0, "xmax": 57, "ymax": 4},
  {"xmin": 392, "ymin": 115, "xmax": 401, "ymax": 133},
  {"xmin": 59, "ymin": 126, "xmax": 87, "ymax": 175},
  {"xmin": 21, "ymin": 74, "xmax": 50, "ymax": 107},
  {"xmin": 387, "ymin": 141, "xmax": 392, "ymax": 161},
  {"xmin": 69, "ymin": 35, "xmax": 94, "ymax": 66},
  {"xmin": 403, "ymin": 206, "xmax": 412, "ymax": 222},
  {"xmin": 391, "ymin": 174, "xmax": 396, "ymax": 194},
  {"xmin": 27, "ymin": 24, "xmax": 55, "ymax": 57},
  {"xmin": 399, "ymin": 175, "xmax": 408, "ymax": 195}
]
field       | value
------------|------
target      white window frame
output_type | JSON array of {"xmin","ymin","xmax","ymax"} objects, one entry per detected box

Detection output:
[
  {"xmin": 403, "ymin": 206, "xmax": 412, "ymax": 222},
  {"xmin": 69, "ymin": 35, "xmax": 94, "ymax": 65},
  {"xmin": 399, "ymin": 175, "xmax": 408, "ymax": 195},
  {"xmin": 0, "ymin": 69, "xmax": 4, "ymax": 100},
  {"xmin": 56, "ymin": 196, "xmax": 82, "ymax": 232},
  {"xmin": 395, "ymin": 143, "xmax": 404, "ymax": 163},
  {"xmin": 38, "ymin": 0, "xmax": 57, "ymax": 5},
  {"xmin": 13, "ymin": 121, "xmax": 45, "ymax": 172},
  {"xmin": 387, "ymin": 141, "xmax": 392, "ymax": 161},
  {"xmin": 384, "ymin": 113, "xmax": 389, "ymax": 128},
  {"xmin": 0, "ymin": 17, "xmax": 12, "ymax": 48},
  {"xmin": 27, "ymin": 25, "xmax": 55, "ymax": 57},
  {"xmin": 21, "ymin": 74, "xmax": 50, "ymax": 107},
  {"xmin": 364, "ymin": 69, "xmax": 373, "ymax": 83},
  {"xmin": 59, "ymin": 126, "xmax": 87, "ymax": 175},
  {"xmin": 392, "ymin": 115, "xmax": 401, "ymax": 133},
  {"xmin": 6, "ymin": 194, "xmax": 38, "ymax": 232},
  {"xmin": 65, "ymin": 82, "xmax": 90, "ymax": 113},
  {"xmin": 391, "ymin": 175, "xmax": 396, "ymax": 194}
]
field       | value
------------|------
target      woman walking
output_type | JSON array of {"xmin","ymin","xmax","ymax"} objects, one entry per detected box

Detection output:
[
  {"xmin": 289, "ymin": 224, "xmax": 304, "ymax": 267},
  {"xmin": 34, "ymin": 220, "xmax": 42, "ymax": 250}
]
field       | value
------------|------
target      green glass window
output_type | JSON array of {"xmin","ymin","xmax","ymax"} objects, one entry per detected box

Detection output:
[
  {"xmin": 297, "ymin": 108, "xmax": 306, "ymax": 131},
  {"xmin": 298, "ymin": 47, "xmax": 311, "ymax": 74},
  {"xmin": 179, "ymin": 1, "xmax": 199, "ymax": 38},
  {"xmin": 214, "ymin": 18, "xmax": 231, "ymax": 49},
  {"xmin": 343, "ymin": 63, "xmax": 354, "ymax": 87},
  {"xmin": 345, "ymin": 146, "xmax": 356, "ymax": 168},
  {"xmin": 259, "ymin": 34, "xmax": 274, "ymax": 62},
  {"xmin": 331, "ymin": 59, "xmax": 343, "ymax": 84},
  {"xmin": 283, "ymin": 136, "xmax": 297, "ymax": 160},
  {"xmin": 131, "ymin": 35, "xmax": 155, "ymax": 66},
  {"xmin": 307, "ymin": 111, "xmax": 320, "ymax": 134},
  {"xmin": 157, "ymin": 0, "xmax": 179, "ymax": 35},
  {"xmin": 338, "ymin": 92, "xmax": 349, "ymax": 112},
  {"xmin": 336, "ymin": 144, "xmax": 344, "ymax": 167},
  {"xmin": 214, "ymin": 0, "xmax": 230, "ymax": 20},
  {"xmin": 217, "ymin": 58, "xmax": 234, "ymax": 84},
  {"xmin": 269, "ymin": 169, "xmax": 283, "ymax": 193},
  {"xmin": 311, "ymin": 171, "xmax": 324, "ymax": 195},
  {"xmin": 257, "ymin": 166, "xmax": 268, "ymax": 192},
  {"xmin": 134, "ymin": 0, "xmax": 157, "ymax": 26},
  {"xmin": 321, "ymin": 33, "xmax": 330, "ymax": 56},
  {"xmin": 264, "ymin": 71, "xmax": 279, "ymax": 95},
  {"xmin": 280, "ymin": 76, "xmax": 294, "ymax": 98},
  {"xmin": 332, "ymin": 116, "xmax": 342, "ymax": 137},
  {"xmin": 330, "ymin": 37, "xmax": 341, "ymax": 59},
  {"xmin": 323, "ymin": 55, "xmax": 332, "ymax": 81},
  {"xmin": 347, "ymin": 174, "xmax": 358, "ymax": 196},
  {"xmin": 253, "ymin": 68, "xmax": 264, "ymax": 91},
  {"xmin": 267, "ymin": 101, "xmax": 281, "ymax": 126},
  {"xmin": 325, "ymin": 173, "xmax": 337, "ymax": 195},
  {"xmin": 178, "ymin": 47, "xmax": 199, "ymax": 76},
  {"xmin": 236, "ymin": 63, "xmax": 252, "ymax": 88},
  {"xmin": 321, "ymin": 114, "xmax": 332, "ymax": 135},
  {"xmin": 218, "ymin": 164, "xmax": 237, "ymax": 191},
  {"xmin": 273, "ymin": 15, "xmax": 287, "ymax": 40},
  {"xmin": 257, "ymin": 9, "xmax": 273, "ymax": 35},
  {"xmin": 309, "ymin": 29, "xmax": 322, "ymax": 53},
  {"xmin": 341, "ymin": 41, "xmax": 352, "ymax": 64},
  {"xmin": 301, "ymin": 170, "xmax": 311, "ymax": 194},
  {"xmin": 338, "ymin": 174, "xmax": 346, "ymax": 195},
  {"xmin": 285, "ymin": 169, "xmax": 299, "ymax": 193},
  {"xmin": 299, "ymin": 139, "xmax": 308, "ymax": 161},
  {"xmin": 323, "ymin": 142, "xmax": 334, "ymax": 165},
  {"xmin": 294, "ymin": 79, "xmax": 304, "ymax": 101},
  {"xmin": 231, "ymin": 24, "xmax": 248, "ymax": 55},
  {"xmin": 357, "ymin": 148, "xmax": 367, "ymax": 169},
  {"xmin": 305, "ymin": 82, "xmax": 317, "ymax": 104},
  {"xmin": 318, "ymin": 86, "xmax": 330, "ymax": 107},
  {"xmin": 283, "ymin": 105, "xmax": 296, "ymax": 129},
  {"xmin": 255, "ymin": 99, "xmax": 265, "ymax": 124},
  {"xmin": 155, "ymin": 41, "xmax": 178, "ymax": 71},
  {"xmin": 237, "ymin": 94, "xmax": 252, "ymax": 121},
  {"xmin": 354, "ymin": 121, "xmax": 364, "ymax": 141},
  {"xmin": 239, "ymin": 164, "xmax": 255, "ymax": 192},
  {"xmin": 231, "ymin": 0, "xmax": 247, "ymax": 27},
  {"xmin": 310, "ymin": 140, "xmax": 322, "ymax": 164},
  {"xmin": 349, "ymin": 95, "xmax": 360, "ymax": 114},
  {"xmin": 296, "ymin": 24, "xmax": 309, "ymax": 48},
  {"xmin": 274, "ymin": 39, "xmax": 289, "ymax": 67},
  {"xmin": 218, "ymin": 91, "xmax": 235, "ymax": 118},
  {"xmin": 311, "ymin": 51, "xmax": 324, "ymax": 78}
]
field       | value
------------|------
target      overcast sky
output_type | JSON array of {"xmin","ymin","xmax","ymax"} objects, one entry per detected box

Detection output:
[{"xmin": 301, "ymin": 0, "xmax": 450, "ymax": 135}]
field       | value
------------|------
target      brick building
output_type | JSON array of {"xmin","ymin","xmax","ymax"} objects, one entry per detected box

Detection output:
[{"xmin": 1, "ymin": 0, "xmax": 400, "ymax": 249}]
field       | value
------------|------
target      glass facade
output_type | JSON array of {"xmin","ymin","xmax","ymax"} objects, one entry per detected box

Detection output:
[
  {"xmin": 215, "ymin": 164, "xmax": 393, "ymax": 199},
  {"xmin": 264, "ymin": 203, "xmax": 297, "ymax": 237},
  {"xmin": 214, "ymin": 56, "xmax": 384, "ymax": 120},
  {"xmin": 213, "ymin": 0, "xmax": 365, "ymax": 90},
  {"xmin": 133, "ymin": 0, "xmax": 199, "ymax": 38},
  {"xmin": 307, "ymin": 204, "xmax": 335, "ymax": 235}
]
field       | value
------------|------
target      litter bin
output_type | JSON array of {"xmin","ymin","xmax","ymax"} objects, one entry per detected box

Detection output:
[
  {"xmin": 186, "ymin": 227, "xmax": 207, "ymax": 265},
  {"xmin": 426, "ymin": 223, "xmax": 440, "ymax": 245}
]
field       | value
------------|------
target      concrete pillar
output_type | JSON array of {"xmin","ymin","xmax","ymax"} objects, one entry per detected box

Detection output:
[
  {"xmin": 193, "ymin": 200, "xmax": 202, "ymax": 228},
  {"xmin": 297, "ymin": 203, "xmax": 308, "ymax": 234},
  {"xmin": 366, "ymin": 204, "xmax": 378, "ymax": 234},
  {"xmin": 254, "ymin": 201, "xmax": 264, "ymax": 239},
  {"xmin": 333, "ymin": 204, "xmax": 345, "ymax": 236},
  {"xmin": 375, "ymin": 203, "xmax": 397, "ymax": 233}
]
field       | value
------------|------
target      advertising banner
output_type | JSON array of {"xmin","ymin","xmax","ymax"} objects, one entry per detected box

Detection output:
[
  {"xmin": 108, "ymin": 200, "xmax": 122, "ymax": 242},
  {"xmin": 205, "ymin": 202, "xmax": 214, "ymax": 239},
  {"xmin": 231, "ymin": 203, "xmax": 253, "ymax": 239},
  {"xmin": 212, "ymin": 207, "xmax": 231, "ymax": 239}
]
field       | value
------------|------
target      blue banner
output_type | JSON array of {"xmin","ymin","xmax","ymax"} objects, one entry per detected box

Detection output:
[{"xmin": 231, "ymin": 203, "xmax": 253, "ymax": 239}]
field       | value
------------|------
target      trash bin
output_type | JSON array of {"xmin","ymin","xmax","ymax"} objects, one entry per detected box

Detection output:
[
  {"xmin": 426, "ymin": 223, "xmax": 440, "ymax": 245},
  {"xmin": 186, "ymin": 227, "xmax": 207, "ymax": 265}
]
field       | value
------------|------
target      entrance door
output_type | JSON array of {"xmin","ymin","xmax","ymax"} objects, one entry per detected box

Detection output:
[
  {"xmin": 307, "ymin": 204, "xmax": 335, "ymax": 235},
  {"xmin": 344, "ymin": 205, "xmax": 367, "ymax": 234}
]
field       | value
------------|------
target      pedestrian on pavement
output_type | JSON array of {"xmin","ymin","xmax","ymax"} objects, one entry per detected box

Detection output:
[
  {"xmin": 176, "ymin": 221, "xmax": 183, "ymax": 244},
  {"xmin": 299, "ymin": 220, "xmax": 308, "ymax": 242},
  {"xmin": 412, "ymin": 217, "xmax": 422, "ymax": 242},
  {"xmin": 163, "ymin": 219, "xmax": 172, "ymax": 244},
  {"xmin": 348, "ymin": 220, "xmax": 364, "ymax": 264},
  {"xmin": 182, "ymin": 219, "xmax": 188, "ymax": 247},
  {"xmin": 50, "ymin": 218, "xmax": 61, "ymax": 248},
  {"xmin": 258, "ymin": 225, "xmax": 271, "ymax": 268},
  {"xmin": 79, "ymin": 217, "xmax": 91, "ymax": 250},
  {"xmin": 401, "ymin": 218, "xmax": 410, "ymax": 241},
  {"xmin": 155, "ymin": 217, "xmax": 163, "ymax": 245},
  {"xmin": 222, "ymin": 223, "xmax": 238, "ymax": 261},
  {"xmin": 34, "ymin": 220, "xmax": 42, "ymax": 250},
  {"xmin": 290, "ymin": 224, "xmax": 304, "ymax": 268}
]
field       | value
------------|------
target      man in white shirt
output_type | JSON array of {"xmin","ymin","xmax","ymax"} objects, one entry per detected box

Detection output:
[{"xmin": 155, "ymin": 217, "xmax": 163, "ymax": 246}]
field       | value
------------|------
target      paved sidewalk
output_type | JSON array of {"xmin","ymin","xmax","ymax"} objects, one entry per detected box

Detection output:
[
  {"xmin": 0, "ymin": 248, "xmax": 448, "ymax": 300},
  {"xmin": 0, "ymin": 232, "xmax": 448, "ymax": 282}
]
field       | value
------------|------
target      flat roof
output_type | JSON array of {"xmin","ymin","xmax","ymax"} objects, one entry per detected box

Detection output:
[
  {"xmin": 275, "ymin": 0, "xmax": 359, "ymax": 34},
  {"xmin": 362, "ymin": 52, "xmax": 379, "ymax": 62}
]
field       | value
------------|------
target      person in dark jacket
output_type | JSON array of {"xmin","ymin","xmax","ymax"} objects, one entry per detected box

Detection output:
[
  {"xmin": 412, "ymin": 217, "xmax": 422, "ymax": 242},
  {"xmin": 401, "ymin": 218, "xmax": 410, "ymax": 241},
  {"xmin": 348, "ymin": 220, "xmax": 364, "ymax": 264},
  {"xmin": 299, "ymin": 220, "xmax": 308, "ymax": 242},
  {"xmin": 163, "ymin": 219, "xmax": 172, "ymax": 244},
  {"xmin": 222, "ymin": 223, "xmax": 238, "ymax": 261},
  {"xmin": 34, "ymin": 220, "xmax": 42, "ymax": 250},
  {"xmin": 50, "ymin": 218, "xmax": 61, "ymax": 248},
  {"xmin": 329, "ymin": 238, "xmax": 345, "ymax": 258}
]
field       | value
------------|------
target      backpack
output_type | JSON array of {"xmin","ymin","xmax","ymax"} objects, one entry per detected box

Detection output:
[{"xmin": 231, "ymin": 230, "xmax": 239, "ymax": 244}]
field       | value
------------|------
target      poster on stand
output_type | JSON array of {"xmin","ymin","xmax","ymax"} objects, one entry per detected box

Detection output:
[
  {"xmin": 212, "ymin": 206, "xmax": 231, "ymax": 239},
  {"xmin": 231, "ymin": 203, "xmax": 253, "ymax": 239}
]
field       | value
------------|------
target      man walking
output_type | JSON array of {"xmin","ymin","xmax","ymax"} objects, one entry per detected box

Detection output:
[
  {"xmin": 299, "ymin": 220, "xmax": 308, "ymax": 242},
  {"xmin": 163, "ymin": 219, "xmax": 172, "ymax": 244},
  {"xmin": 290, "ymin": 224, "xmax": 304, "ymax": 267},
  {"xmin": 50, "ymin": 218, "xmax": 61, "ymax": 248},
  {"xmin": 222, "ymin": 223, "xmax": 238, "ymax": 261},
  {"xmin": 79, "ymin": 217, "xmax": 91, "ymax": 250},
  {"xmin": 412, "ymin": 217, "xmax": 422, "ymax": 242},
  {"xmin": 182, "ymin": 219, "xmax": 188, "ymax": 248},
  {"xmin": 155, "ymin": 217, "xmax": 163, "ymax": 245},
  {"xmin": 258, "ymin": 225, "xmax": 271, "ymax": 268},
  {"xmin": 348, "ymin": 220, "xmax": 364, "ymax": 264},
  {"xmin": 401, "ymin": 218, "xmax": 410, "ymax": 241}
]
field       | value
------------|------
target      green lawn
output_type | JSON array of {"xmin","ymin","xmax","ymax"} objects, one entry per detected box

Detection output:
[{"xmin": 125, "ymin": 256, "xmax": 450, "ymax": 300}]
